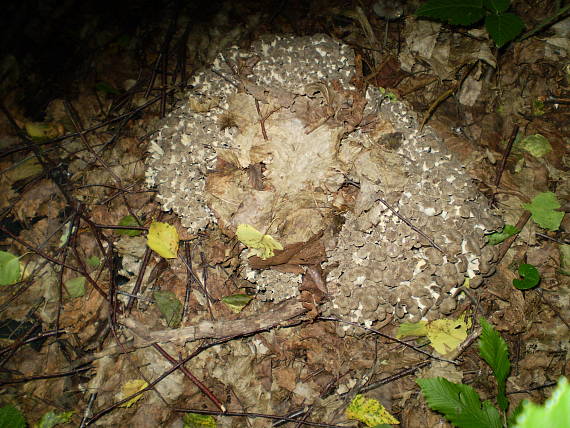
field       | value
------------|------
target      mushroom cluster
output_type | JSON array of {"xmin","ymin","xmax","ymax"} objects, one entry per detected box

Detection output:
[{"xmin": 146, "ymin": 34, "xmax": 501, "ymax": 327}]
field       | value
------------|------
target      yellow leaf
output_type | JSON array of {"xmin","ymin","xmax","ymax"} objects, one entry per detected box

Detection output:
[
  {"xmin": 236, "ymin": 224, "xmax": 283, "ymax": 260},
  {"xmin": 147, "ymin": 222, "xmax": 179, "ymax": 258},
  {"xmin": 426, "ymin": 313, "xmax": 471, "ymax": 356},
  {"xmin": 119, "ymin": 379, "xmax": 148, "ymax": 408},
  {"xmin": 24, "ymin": 121, "xmax": 65, "ymax": 140},
  {"xmin": 345, "ymin": 394, "xmax": 399, "ymax": 426}
]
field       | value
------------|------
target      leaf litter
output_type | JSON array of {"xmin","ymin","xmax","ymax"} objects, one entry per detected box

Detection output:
[{"xmin": 0, "ymin": 2, "xmax": 568, "ymax": 428}]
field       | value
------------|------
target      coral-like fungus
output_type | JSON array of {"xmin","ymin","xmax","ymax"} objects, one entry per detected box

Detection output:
[{"xmin": 146, "ymin": 34, "xmax": 501, "ymax": 328}]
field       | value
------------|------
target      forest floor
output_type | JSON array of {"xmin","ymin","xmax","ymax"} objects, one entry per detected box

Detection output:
[{"xmin": 0, "ymin": 1, "xmax": 568, "ymax": 427}]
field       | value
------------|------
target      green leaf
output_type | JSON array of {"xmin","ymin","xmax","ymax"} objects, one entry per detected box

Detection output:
[
  {"xmin": 183, "ymin": 413, "xmax": 217, "ymax": 428},
  {"xmin": 397, "ymin": 321, "xmax": 428, "ymax": 338},
  {"xmin": 416, "ymin": 0, "xmax": 486, "ymax": 26},
  {"xmin": 485, "ymin": 12, "xmax": 524, "ymax": 47},
  {"xmin": 487, "ymin": 224, "xmax": 519, "ymax": 245},
  {"xmin": 153, "ymin": 291, "xmax": 183, "ymax": 328},
  {"xmin": 0, "ymin": 405, "xmax": 26, "ymax": 428},
  {"xmin": 95, "ymin": 81, "xmax": 120, "ymax": 95},
  {"xmin": 86, "ymin": 256, "xmax": 101, "ymax": 268},
  {"xmin": 417, "ymin": 377, "xmax": 502, "ymax": 428},
  {"xmin": 520, "ymin": 134, "xmax": 552, "ymax": 158},
  {"xmin": 508, "ymin": 400, "xmax": 526, "ymax": 427},
  {"xmin": 483, "ymin": 0, "xmax": 510, "ymax": 13},
  {"xmin": 37, "ymin": 410, "xmax": 74, "ymax": 428},
  {"xmin": 522, "ymin": 192, "xmax": 564, "ymax": 231},
  {"xmin": 65, "ymin": 277, "xmax": 86, "ymax": 298},
  {"xmin": 512, "ymin": 263, "xmax": 540, "ymax": 290},
  {"xmin": 478, "ymin": 318, "xmax": 511, "ymax": 412},
  {"xmin": 0, "ymin": 251, "xmax": 21, "ymax": 286},
  {"xmin": 221, "ymin": 294, "xmax": 253, "ymax": 313},
  {"xmin": 513, "ymin": 377, "xmax": 570, "ymax": 428},
  {"xmin": 117, "ymin": 215, "xmax": 142, "ymax": 237}
]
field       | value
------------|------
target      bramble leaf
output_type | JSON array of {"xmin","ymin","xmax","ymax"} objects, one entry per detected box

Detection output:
[
  {"xmin": 0, "ymin": 405, "xmax": 26, "ymax": 428},
  {"xmin": 0, "ymin": 251, "xmax": 21, "ymax": 286},
  {"xmin": 522, "ymin": 192, "xmax": 564, "ymax": 231},
  {"xmin": 65, "ymin": 276, "xmax": 86, "ymax": 298},
  {"xmin": 117, "ymin": 215, "xmax": 142, "ymax": 237},
  {"xmin": 416, "ymin": 0, "xmax": 485, "ymax": 26},
  {"xmin": 483, "ymin": 0, "xmax": 510, "ymax": 14},
  {"xmin": 478, "ymin": 318, "xmax": 510, "ymax": 411},
  {"xmin": 154, "ymin": 290, "xmax": 183, "ymax": 328},
  {"xmin": 417, "ymin": 377, "xmax": 502, "ymax": 428},
  {"xmin": 520, "ymin": 134, "xmax": 552, "ymax": 158},
  {"xmin": 485, "ymin": 13, "xmax": 524, "ymax": 47}
]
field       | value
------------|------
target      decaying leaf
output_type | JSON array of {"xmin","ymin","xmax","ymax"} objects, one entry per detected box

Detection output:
[{"xmin": 118, "ymin": 379, "xmax": 148, "ymax": 408}]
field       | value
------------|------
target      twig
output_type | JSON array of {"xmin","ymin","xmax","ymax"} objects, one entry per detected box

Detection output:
[
  {"xmin": 494, "ymin": 124, "xmax": 519, "ymax": 187},
  {"xmin": 496, "ymin": 211, "xmax": 532, "ymax": 264},
  {"xmin": 152, "ymin": 343, "xmax": 225, "ymax": 411},
  {"xmin": 123, "ymin": 298, "xmax": 308, "ymax": 347},
  {"xmin": 173, "ymin": 408, "xmax": 347, "ymax": 428},
  {"xmin": 376, "ymin": 196, "xmax": 446, "ymax": 254},
  {"xmin": 317, "ymin": 316, "xmax": 459, "ymax": 365}
]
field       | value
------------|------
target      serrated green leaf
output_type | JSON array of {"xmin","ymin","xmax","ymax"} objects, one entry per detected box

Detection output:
[
  {"xmin": 520, "ymin": 134, "xmax": 552, "ymax": 158},
  {"xmin": 0, "ymin": 405, "xmax": 26, "ymax": 428},
  {"xmin": 416, "ymin": 0, "xmax": 485, "ymax": 26},
  {"xmin": 513, "ymin": 377, "xmax": 570, "ymax": 428},
  {"xmin": 487, "ymin": 224, "xmax": 519, "ymax": 245},
  {"xmin": 483, "ymin": 0, "xmax": 510, "ymax": 13},
  {"xmin": 153, "ymin": 290, "xmax": 183, "ymax": 328},
  {"xmin": 37, "ymin": 410, "xmax": 74, "ymax": 428},
  {"xmin": 512, "ymin": 263, "xmax": 540, "ymax": 290},
  {"xmin": 65, "ymin": 276, "xmax": 86, "ymax": 298},
  {"xmin": 508, "ymin": 400, "xmax": 526, "ymax": 427},
  {"xmin": 478, "ymin": 318, "xmax": 510, "ymax": 412},
  {"xmin": 117, "ymin": 215, "xmax": 142, "ymax": 237},
  {"xmin": 522, "ymin": 192, "xmax": 564, "ymax": 231},
  {"xmin": 485, "ymin": 12, "xmax": 524, "ymax": 47},
  {"xmin": 183, "ymin": 413, "xmax": 217, "ymax": 428},
  {"xmin": 417, "ymin": 377, "xmax": 502, "ymax": 428},
  {"xmin": 0, "ymin": 251, "xmax": 21, "ymax": 286},
  {"xmin": 221, "ymin": 294, "xmax": 253, "ymax": 313}
]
